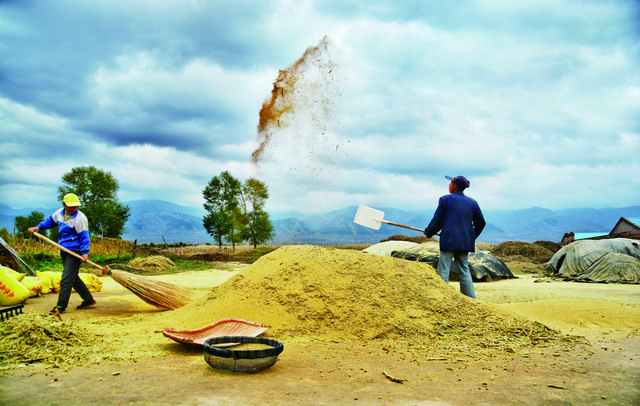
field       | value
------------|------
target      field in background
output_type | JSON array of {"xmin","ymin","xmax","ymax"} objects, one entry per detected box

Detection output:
[{"xmin": 6, "ymin": 234, "xmax": 556, "ymax": 277}]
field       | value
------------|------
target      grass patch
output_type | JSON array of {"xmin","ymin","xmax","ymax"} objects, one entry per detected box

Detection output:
[
  {"xmin": 91, "ymin": 253, "xmax": 134, "ymax": 266},
  {"xmin": 19, "ymin": 251, "xmax": 60, "ymax": 272},
  {"xmin": 106, "ymin": 258, "xmax": 241, "ymax": 275},
  {"xmin": 231, "ymin": 246, "xmax": 279, "ymax": 263}
]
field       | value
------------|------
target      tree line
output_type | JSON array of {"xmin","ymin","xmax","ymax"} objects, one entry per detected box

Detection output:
[{"xmin": 10, "ymin": 166, "xmax": 274, "ymax": 248}]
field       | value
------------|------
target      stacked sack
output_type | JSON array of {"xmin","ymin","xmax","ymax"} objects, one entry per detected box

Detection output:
[
  {"xmin": 0, "ymin": 265, "xmax": 31, "ymax": 306},
  {"xmin": 0, "ymin": 265, "xmax": 102, "ymax": 306}
]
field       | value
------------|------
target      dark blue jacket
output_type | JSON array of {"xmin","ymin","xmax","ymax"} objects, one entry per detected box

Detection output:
[{"xmin": 424, "ymin": 191, "xmax": 485, "ymax": 252}]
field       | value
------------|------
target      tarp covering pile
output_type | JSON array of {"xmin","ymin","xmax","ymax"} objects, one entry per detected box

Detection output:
[
  {"xmin": 363, "ymin": 241, "xmax": 419, "ymax": 256},
  {"xmin": 544, "ymin": 238, "xmax": 640, "ymax": 284},
  {"xmin": 389, "ymin": 242, "xmax": 514, "ymax": 282}
]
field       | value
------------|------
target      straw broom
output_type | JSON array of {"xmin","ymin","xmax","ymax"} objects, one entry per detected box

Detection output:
[{"xmin": 33, "ymin": 232, "xmax": 192, "ymax": 310}]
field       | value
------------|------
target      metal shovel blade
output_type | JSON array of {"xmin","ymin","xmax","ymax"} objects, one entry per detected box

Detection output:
[
  {"xmin": 354, "ymin": 204, "xmax": 428, "ymax": 234},
  {"xmin": 353, "ymin": 205, "xmax": 385, "ymax": 230}
]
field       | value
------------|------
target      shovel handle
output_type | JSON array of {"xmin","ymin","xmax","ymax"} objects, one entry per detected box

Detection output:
[
  {"xmin": 380, "ymin": 220, "xmax": 440, "ymax": 236},
  {"xmin": 380, "ymin": 220, "xmax": 424, "ymax": 233},
  {"xmin": 32, "ymin": 232, "xmax": 110, "ymax": 275}
]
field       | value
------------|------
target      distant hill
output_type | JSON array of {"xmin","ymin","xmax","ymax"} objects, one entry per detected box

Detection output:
[
  {"xmin": 1, "ymin": 200, "xmax": 638, "ymax": 245},
  {"xmin": 271, "ymin": 205, "xmax": 640, "ymax": 245},
  {"xmin": 122, "ymin": 200, "xmax": 209, "ymax": 244}
]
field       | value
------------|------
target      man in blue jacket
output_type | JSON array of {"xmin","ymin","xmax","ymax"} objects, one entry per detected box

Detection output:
[
  {"xmin": 29, "ymin": 193, "xmax": 96, "ymax": 314},
  {"xmin": 424, "ymin": 176, "xmax": 486, "ymax": 298}
]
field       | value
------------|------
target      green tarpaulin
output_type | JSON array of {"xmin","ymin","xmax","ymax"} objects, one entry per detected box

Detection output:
[
  {"xmin": 389, "ymin": 242, "xmax": 514, "ymax": 282},
  {"xmin": 544, "ymin": 238, "xmax": 640, "ymax": 284}
]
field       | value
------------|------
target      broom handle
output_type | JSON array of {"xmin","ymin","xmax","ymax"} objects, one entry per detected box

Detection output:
[{"xmin": 32, "ymin": 232, "xmax": 110, "ymax": 274}]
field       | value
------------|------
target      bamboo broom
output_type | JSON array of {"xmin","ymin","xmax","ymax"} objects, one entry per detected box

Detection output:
[{"xmin": 32, "ymin": 232, "xmax": 192, "ymax": 310}]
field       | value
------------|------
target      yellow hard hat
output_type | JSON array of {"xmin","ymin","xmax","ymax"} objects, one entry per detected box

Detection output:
[{"xmin": 63, "ymin": 193, "xmax": 81, "ymax": 207}]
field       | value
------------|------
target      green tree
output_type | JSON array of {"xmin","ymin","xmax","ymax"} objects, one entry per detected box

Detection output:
[
  {"xmin": 0, "ymin": 228, "xmax": 11, "ymax": 242},
  {"xmin": 58, "ymin": 166, "xmax": 130, "ymax": 238},
  {"xmin": 238, "ymin": 178, "xmax": 274, "ymax": 248},
  {"xmin": 13, "ymin": 211, "xmax": 45, "ymax": 239},
  {"xmin": 203, "ymin": 208, "xmax": 232, "ymax": 250},
  {"xmin": 202, "ymin": 171, "xmax": 241, "ymax": 250}
]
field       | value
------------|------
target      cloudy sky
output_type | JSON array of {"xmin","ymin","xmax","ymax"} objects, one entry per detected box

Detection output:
[{"xmin": 1, "ymin": 0, "xmax": 638, "ymax": 216}]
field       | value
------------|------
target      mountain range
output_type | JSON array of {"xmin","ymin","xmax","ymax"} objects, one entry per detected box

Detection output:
[{"xmin": 1, "ymin": 200, "xmax": 638, "ymax": 245}]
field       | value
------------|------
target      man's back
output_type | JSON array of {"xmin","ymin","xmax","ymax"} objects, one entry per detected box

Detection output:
[{"xmin": 425, "ymin": 191, "xmax": 485, "ymax": 252}]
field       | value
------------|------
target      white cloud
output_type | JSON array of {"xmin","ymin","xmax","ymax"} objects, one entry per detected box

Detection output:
[{"xmin": 1, "ymin": 0, "xmax": 638, "ymax": 216}]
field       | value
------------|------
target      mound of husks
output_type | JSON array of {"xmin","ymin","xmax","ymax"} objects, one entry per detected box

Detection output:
[
  {"xmin": 0, "ymin": 313, "xmax": 113, "ymax": 368},
  {"xmin": 491, "ymin": 241, "xmax": 556, "ymax": 263},
  {"xmin": 1, "ymin": 246, "xmax": 577, "ymax": 369},
  {"xmin": 128, "ymin": 255, "xmax": 176, "ymax": 270},
  {"xmin": 162, "ymin": 246, "xmax": 573, "ymax": 355}
]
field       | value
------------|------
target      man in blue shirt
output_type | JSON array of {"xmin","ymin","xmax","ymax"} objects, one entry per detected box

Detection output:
[
  {"xmin": 424, "ymin": 176, "xmax": 486, "ymax": 298},
  {"xmin": 29, "ymin": 193, "xmax": 96, "ymax": 314}
]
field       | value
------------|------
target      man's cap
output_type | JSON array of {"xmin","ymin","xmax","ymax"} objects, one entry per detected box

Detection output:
[
  {"xmin": 445, "ymin": 175, "xmax": 470, "ymax": 189},
  {"xmin": 63, "ymin": 193, "xmax": 81, "ymax": 207}
]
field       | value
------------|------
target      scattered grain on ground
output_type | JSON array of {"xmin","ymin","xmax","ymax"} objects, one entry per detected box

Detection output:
[{"xmin": 1, "ymin": 246, "xmax": 584, "ymax": 372}]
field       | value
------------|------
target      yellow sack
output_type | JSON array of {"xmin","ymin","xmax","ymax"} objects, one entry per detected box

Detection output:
[
  {"xmin": 38, "ymin": 273, "xmax": 53, "ymax": 294},
  {"xmin": 1, "ymin": 265, "xmax": 25, "ymax": 282},
  {"xmin": 21, "ymin": 276, "xmax": 43, "ymax": 297},
  {"xmin": 78, "ymin": 273, "xmax": 102, "ymax": 292},
  {"xmin": 0, "ymin": 267, "xmax": 30, "ymax": 306},
  {"xmin": 37, "ymin": 271, "xmax": 62, "ymax": 293}
]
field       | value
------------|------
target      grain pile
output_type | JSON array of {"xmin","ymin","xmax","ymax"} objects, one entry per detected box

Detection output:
[
  {"xmin": 491, "ymin": 241, "xmax": 555, "ymax": 263},
  {"xmin": 155, "ymin": 246, "xmax": 574, "ymax": 356},
  {"xmin": 128, "ymin": 255, "xmax": 176, "ymax": 270},
  {"xmin": 1, "ymin": 246, "xmax": 578, "ymax": 370}
]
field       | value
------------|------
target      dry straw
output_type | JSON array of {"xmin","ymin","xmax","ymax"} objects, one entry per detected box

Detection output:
[
  {"xmin": 0, "ymin": 313, "xmax": 104, "ymax": 367},
  {"xmin": 109, "ymin": 269, "xmax": 192, "ymax": 310}
]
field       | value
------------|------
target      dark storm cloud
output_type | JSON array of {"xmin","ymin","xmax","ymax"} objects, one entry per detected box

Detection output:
[{"xmin": 0, "ymin": 0, "xmax": 276, "ymax": 122}]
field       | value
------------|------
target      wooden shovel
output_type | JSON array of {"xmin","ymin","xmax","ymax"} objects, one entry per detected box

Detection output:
[{"xmin": 353, "ymin": 204, "xmax": 426, "ymax": 233}]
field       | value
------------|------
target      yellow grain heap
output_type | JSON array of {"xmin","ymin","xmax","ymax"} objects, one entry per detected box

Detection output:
[
  {"xmin": 0, "ymin": 246, "xmax": 577, "ymax": 370},
  {"xmin": 128, "ymin": 255, "xmax": 176, "ymax": 270},
  {"xmin": 158, "ymin": 246, "xmax": 570, "ymax": 353},
  {"xmin": 491, "ymin": 241, "xmax": 555, "ymax": 263}
]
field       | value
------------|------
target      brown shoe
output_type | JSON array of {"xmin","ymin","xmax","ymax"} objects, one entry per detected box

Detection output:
[
  {"xmin": 76, "ymin": 299, "xmax": 96, "ymax": 309},
  {"xmin": 49, "ymin": 306, "xmax": 65, "ymax": 315}
]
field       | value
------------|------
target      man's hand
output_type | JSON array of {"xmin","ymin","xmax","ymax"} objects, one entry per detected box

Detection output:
[
  {"xmin": 27, "ymin": 226, "xmax": 39, "ymax": 234},
  {"xmin": 81, "ymin": 254, "xmax": 89, "ymax": 263}
]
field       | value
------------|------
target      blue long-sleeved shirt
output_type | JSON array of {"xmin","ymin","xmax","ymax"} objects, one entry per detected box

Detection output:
[
  {"xmin": 38, "ymin": 208, "xmax": 90, "ymax": 255},
  {"xmin": 424, "ymin": 191, "xmax": 485, "ymax": 252}
]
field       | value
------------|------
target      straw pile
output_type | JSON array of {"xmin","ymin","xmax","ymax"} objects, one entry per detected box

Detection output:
[
  {"xmin": 0, "ymin": 313, "xmax": 108, "ymax": 368},
  {"xmin": 491, "ymin": 241, "xmax": 555, "ymax": 263},
  {"xmin": 128, "ymin": 255, "xmax": 176, "ymax": 270}
]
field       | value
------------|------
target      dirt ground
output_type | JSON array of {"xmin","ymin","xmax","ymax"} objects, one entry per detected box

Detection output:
[{"xmin": 2, "ymin": 266, "xmax": 639, "ymax": 406}]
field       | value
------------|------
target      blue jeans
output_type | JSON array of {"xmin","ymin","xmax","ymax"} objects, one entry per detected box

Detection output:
[
  {"xmin": 57, "ymin": 251, "xmax": 94, "ymax": 310},
  {"xmin": 436, "ymin": 251, "xmax": 476, "ymax": 299}
]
